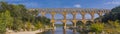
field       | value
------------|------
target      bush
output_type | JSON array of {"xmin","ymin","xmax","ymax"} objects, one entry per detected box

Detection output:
[
  {"xmin": 105, "ymin": 20, "xmax": 120, "ymax": 33},
  {"xmin": 0, "ymin": 22, "xmax": 6, "ymax": 34},
  {"xmin": 25, "ymin": 21, "xmax": 33, "ymax": 31},
  {"xmin": 90, "ymin": 23, "xmax": 104, "ymax": 33}
]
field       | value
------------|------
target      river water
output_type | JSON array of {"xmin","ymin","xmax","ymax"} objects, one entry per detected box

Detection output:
[{"xmin": 39, "ymin": 27, "xmax": 80, "ymax": 34}]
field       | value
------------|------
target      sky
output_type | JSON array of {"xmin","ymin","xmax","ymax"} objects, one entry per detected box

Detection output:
[
  {"xmin": 4, "ymin": 0, "xmax": 120, "ymax": 9},
  {"xmin": 2, "ymin": 0, "xmax": 120, "ymax": 24}
]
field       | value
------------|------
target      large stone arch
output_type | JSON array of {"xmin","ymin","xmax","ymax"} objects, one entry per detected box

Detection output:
[
  {"xmin": 85, "ymin": 20, "xmax": 94, "ymax": 26},
  {"xmin": 85, "ymin": 13, "xmax": 91, "ymax": 19},
  {"xmin": 94, "ymin": 13, "xmax": 99, "ymax": 18},
  {"xmin": 76, "ymin": 13, "xmax": 82, "ymax": 19},
  {"xmin": 76, "ymin": 20, "xmax": 84, "ymax": 26},
  {"xmin": 66, "ymin": 20, "xmax": 72, "ymax": 24},
  {"xmin": 45, "ymin": 13, "xmax": 52, "ymax": 19},
  {"xmin": 55, "ymin": 21, "xmax": 62, "ymax": 24},
  {"xmin": 54, "ymin": 13, "xmax": 63, "ymax": 19},
  {"xmin": 66, "ymin": 21, "xmax": 73, "ymax": 27},
  {"xmin": 66, "ymin": 13, "xmax": 73, "ymax": 19}
]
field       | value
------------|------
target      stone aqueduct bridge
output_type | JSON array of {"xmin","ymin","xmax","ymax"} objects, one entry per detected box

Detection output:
[{"xmin": 30, "ymin": 8, "xmax": 111, "ymax": 29}]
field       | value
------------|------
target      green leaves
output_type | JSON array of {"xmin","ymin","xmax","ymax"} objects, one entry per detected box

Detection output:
[
  {"xmin": 5, "ymin": 10, "xmax": 13, "ymax": 29},
  {"xmin": 95, "ymin": 6, "xmax": 120, "ymax": 22},
  {"xmin": 0, "ymin": 10, "xmax": 13, "ymax": 34},
  {"xmin": 90, "ymin": 23, "xmax": 104, "ymax": 32},
  {"xmin": 112, "ymin": 6, "xmax": 120, "ymax": 13},
  {"xmin": 0, "ymin": 2, "xmax": 51, "ymax": 33}
]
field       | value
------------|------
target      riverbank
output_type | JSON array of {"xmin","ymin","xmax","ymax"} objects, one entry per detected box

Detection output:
[{"xmin": 5, "ymin": 29, "xmax": 47, "ymax": 34}]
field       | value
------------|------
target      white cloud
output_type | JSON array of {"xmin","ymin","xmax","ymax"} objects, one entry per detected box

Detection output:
[
  {"xmin": 74, "ymin": 4, "xmax": 81, "ymax": 8},
  {"xmin": 105, "ymin": 1, "xmax": 120, "ymax": 5}
]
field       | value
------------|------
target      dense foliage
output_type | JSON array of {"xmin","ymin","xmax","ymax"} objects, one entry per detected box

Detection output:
[
  {"xmin": 0, "ymin": 2, "xmax": 51, "ymax": 33},
  {"xmin": 76, "ymin": 6, "xmax": 120, "ymax": 34},
  {"xmin": 99, "ymin": 6, "xmax": 120, "ymax": 22},
  {"xmin": 90, "ymin": 23, "xmax": 104, "ymax": 32}
]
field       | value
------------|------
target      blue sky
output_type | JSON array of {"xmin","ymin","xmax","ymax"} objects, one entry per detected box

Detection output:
[
  {"xmin": 4, "ymin": 0, "xmax": 120, "ymax": 9},
  {"xmin": 3, "ymin": 0, "xmax": 120, "ymax": 24}
]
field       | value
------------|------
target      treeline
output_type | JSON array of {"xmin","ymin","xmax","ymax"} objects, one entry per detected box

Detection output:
[
  {"xmin": 76, "ymin": 6, "xmax": 120, "ymax": 34},
  {"xmin": 97, "ymin": 6, "xmax": 120, "ymax": 22},
  {"xmin": 0, "ymin": 2, "xmax": 51, "ymax": 34}
]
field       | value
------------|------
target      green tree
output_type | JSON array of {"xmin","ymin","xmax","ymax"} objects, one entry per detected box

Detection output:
[
  {"xmin": 35, "ymin": 16, "xmax": 51, "ymax": 25},
  {"xmin": 34, "ymin": 21, "xmax": 43, "ymax": 30},
  {"xmin": 76, "ymin": 21, "xmax": 84, "ymax": 26},
  {"xmin": 12, "ymin": 19, "xmax": 24, "ymax": 31},
  {"xmin": 4, "ymin": 10, "xmax": 13, "ymax": 29},
  {"xmin": 0, "ymin": 10, "xmax": 13, "ymax": 34},
  {"xmin": 0, "ymin": 2, "xmax": 51, "ymax": 32},
  {"xmin": 112, "ymin": 6, "xmax": 120, "ymax": 13},
  {"xmin": 97, "ymin": 6, "xmax": 120, "ymax": 22},
  {"xmin": 90, "ymin": 23, "xmax": 104, "ymax": 33},
  {"xmin": 0, "ymin": 13, "xmax": 6, "ymax": 34},
  {"xmin": 25, "ymin": 21, "xmax": 33, "ymax": 31},
  {"xmin": 86, "ymin": 21, "xmax": 93, "ymax": 26}
]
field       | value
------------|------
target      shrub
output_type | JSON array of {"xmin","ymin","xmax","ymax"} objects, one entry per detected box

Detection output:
[
  {"xmin": 90, "ymin": 23, "xmax": 104, "ymax": 33},
  {"xmin": 25, "ymin": 21, "xmax": 33, "ymax": 31},
  {"xmin": 34, "ymin": 22, "xmax": 43, "ymax": 30},
  {"xmin": 0, "ymin": 22, "xmax": 6, "ymax": 34}
]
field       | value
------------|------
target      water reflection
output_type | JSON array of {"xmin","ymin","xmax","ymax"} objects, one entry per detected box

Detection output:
[
  {"xmin": 52, "ymin": 29, "xmax": 55, "ymax": 34},
  {"xmin": 73, "ymin": 29, "xmax": 77, "ymax": 34},
  {"xmin": 63, "ymin": 29, "xmax": 66, "ymax": 34},
  {"xmin": 39, "ymin": 27, "xmax": 79, "ymax": 34}
]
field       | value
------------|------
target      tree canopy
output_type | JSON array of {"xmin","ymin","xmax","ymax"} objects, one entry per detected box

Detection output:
[
  {"xmin": 95, "ymin": 6, "xmax": 120, "ymax": 22},
  {"xmin": 0, "ymin": 2, "xmax": 51, "ymax": 33}
]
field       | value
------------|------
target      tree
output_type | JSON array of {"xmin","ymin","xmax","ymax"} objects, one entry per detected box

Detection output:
[
  {"xmin": 34, "ymin": 21, "xmax": 43, "ymax": 30},
  {"xmin": 111, "ymin": 6, "xmax": 120, "ymax": 13},
  {"xmin": 0, "ymin": 10, "xmax": 14, "ymax": 34},
  {"xmin": 96, "ymin": 6, "xmax": 120, "ymax": 22},
  {"xmin": 27, "ymin": 9, "xmax": 39, "ymax": 16},
  {"xmin": 90, "ymin": 23, "xmax": 104, "ymax": 33},
  {"xmin": 0, "ymin": 2, "xmax": 51, "ymax": 32},
  {"xmin": 4, "ymin": 10, "xmax": 13, "ymax": 29},
  {"xmin": 11, "ymin": 19, "xmax": 24, "ymax": 31},
  {"xmin": 76, "ymin": 21, "xmax": 84, "ymax": 26},
  {"xmin": 86, "ymin": 21, "xmax": 93, "ymax": 26},
  {"xmin": 0, "ymin": 13, "xmax": 6, "ymax": 34},
  {"xmin": 35, "ymin": 16, "xmax": 51, "ymax": 25},
  {"xmin": 0, "ymin": 2, "xmax": 9, "ymax": 12}
]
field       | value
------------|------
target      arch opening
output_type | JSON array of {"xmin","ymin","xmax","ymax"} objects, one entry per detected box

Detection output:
[
  {"xmin": 85, "ymin": 13, "xmax": 91, "ymax": 19},
  {"xmin": 94, "ymin": 13, "xmax": 99, "ymax": 18},
  {"xmin": 54, "ymin": 13, "xmax": 63, "ymax": 19},
  {"xmin": 76, "ymin": 13, "xmax": 82, "ymax": 19},
  {"xmin": 66, "ymin": 13, "xmax": 73, "ymax": 19},
  {"xmin": 55, "ymin": 21, "xmax": 62, "ymax": 24},
  {"xmin": 86, "ymin": 20, "xmax": 93, "ymax": 26},
  {"xmin": 66, "ymin": 21, "xmax": 72, "ymax": 26},
  {"xmin": 45, "ymin": 13, "xmax": 52, "ymax": 19},
  {"xmin": 76, "ymin": 21, "xmax": 83, "ymax": 26}
]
